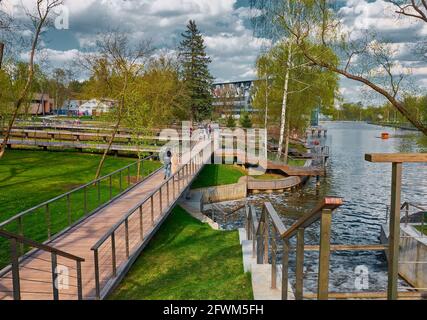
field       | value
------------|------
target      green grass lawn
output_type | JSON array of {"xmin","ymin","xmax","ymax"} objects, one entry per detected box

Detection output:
[
  {"xmin": 416, "ymin": 226, "xmax": 427, "ymax": 235},
  {"xmin": 191, "ymin": 165, "xmax": 246, "ymax": 189},
  {"xmin": 0, "ymin": 149, "xmax": 161, "ymax": 267},
  {"xmin": 415, "ymin": 214, "xmax": 427, "ymax": 235},
  {"xmin": 110, "ymin": 206, "xmax": 253, "ymax": 300}
]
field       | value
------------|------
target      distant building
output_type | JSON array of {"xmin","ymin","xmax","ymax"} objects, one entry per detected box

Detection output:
[
  {"xmin": 212, "ymin": 80, "xmax": 255, "ymax": 118},
  {"xmin": 79, "ymin": 99, "xmax": 114, "ymax": 116},
  {"xmin": 58, "ymin": 99, "xmax": 115, "ymax": 116},
  {"xmin": 58, "ymin": 100, "xmax": 86, "ymax": 116},
  {"xmin": 27, "ymin": 93, "xmax": 55, "ymax": 115}
]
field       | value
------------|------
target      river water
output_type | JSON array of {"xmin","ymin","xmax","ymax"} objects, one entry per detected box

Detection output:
[{"xmin": 215, "ymin": 122, "xmax": 427, "ymax": 294}]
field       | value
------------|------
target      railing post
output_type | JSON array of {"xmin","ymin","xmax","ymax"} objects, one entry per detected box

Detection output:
[
  {"xmin": 67, "ymin": 194, "xmax": 72, "ymax": 226},
  {"xmin": 46, "ymin": 203, "xmax": 51, "ymax": 240},
  {"xmin": 388, "ymin": 162, "xmax": 402, "ymax": 300},
  {"xmin": 167, "ymin": 180, "xmax": 170, "ymax": 205},
  {"xmin": 173, "ymin": 175, "xmax": 176, "ymax": 198},
  {"xmin": 139, "ymin": 205, "xmax": 144, "ymax": 241},
  {"xmin": 159, "ymin": 188, "xmax": 163, "ymax": 214},
  {"xmin": 84, "ymin": 186, "xmax": 87, "ymax": 215},
  {"xmin": 97, "ymin": 181, "xmax": 101, "ymax": 206},
  {"xmin": 119, "ymin": 171, "xmax": 122, "ymax": 192},
  {"xmin": 10, "ymin": 238, "xmax": 21, "ymax": 300},
  {"xmin": 111, "ymin": 233, "xmax": 117, "ymax": 276},
  {"xmin": 94, "ymin": 249, "xmax": 100, "ymax": 300},
  {"xmin": 271, "ymin": 226, "xmax": 277, "ymax": 289},
  {"xmin": 256, "ymin": 223, "xmax": 263, "ymax": 264},
  {"xmin": 51, "ymin": 252, "xmax": 59, "ymax": 300},
  {"xmin": 150, "ymin": 196, "xmax": 154, "ymax": 225},
  {"xmin": 282, "ymin": 239, "xmax": 290, "ymax": 300},
  {"xmin": 318, "ymin": 209, "xmax": 332, "ymax": 300},
  {"xmin": 295, "ymin": 228, "xmax": 305, "ymax": 300},
  {"xmin": 127, "ymin": 166, "xmax": 131, "ymax": 186},
  {"xmin": 18, "ymin": 216, "xmax": 24, "ymax": 255},
  {"xmin": 125, "ymin": 219, "xmax": 130, "ymax": 258},
  {"xmin": 76, "ymin": 260, "xmax": 83, "ymax": 300},
  {"xmin": 109, "ymin": 175, "xmax": 112, "ymax": 200}
]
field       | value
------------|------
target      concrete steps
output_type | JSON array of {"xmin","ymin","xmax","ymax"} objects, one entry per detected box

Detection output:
[{"xmin": 239, "ymin": 228, "xmax": 295, "ymax": 300}]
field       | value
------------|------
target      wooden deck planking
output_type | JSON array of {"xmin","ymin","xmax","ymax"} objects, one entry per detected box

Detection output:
[{"xmin": 0, "ymin": 140, "xmax": 209, "ymax": 300}]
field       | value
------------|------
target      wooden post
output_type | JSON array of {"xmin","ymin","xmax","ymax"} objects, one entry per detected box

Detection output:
[
  {"xmin": 76, "ymin": 261, "xmax": 83, "ymax": 300},
  {"xmin": 51, "ymin": 253, "xmax": 59, "ymax": 300},
  {"xmin": 111, "ymin": 233, "xmax": 117, "ymax": 276},
  {"xmin": 388, "ymin": 162, "xmax": 402, "ymax": 300},
  {"xmin": 295, "ymin": 228, "xmax": 305, "ymax": 300},
  {"xmin": 94, "ymin": 249, "xmax": 100, "ymax": 300},
  {"xmin": 10, "ymin": 238, "xmax": 21, "ymax": 300},
  {"xmin": 318, "ymin": 209, "xmax": 332, "ymax": 300}
]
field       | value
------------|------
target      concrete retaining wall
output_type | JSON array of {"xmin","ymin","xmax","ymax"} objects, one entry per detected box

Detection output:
[
  {"xmin": 381, "ymin": 224, "xmax": 427, "ymax": 291},
  {"xmin": 191, "ymin": 180, "xmax": 248, "ymax": 205},
  {"xmin": 247, "ymin": 176, "xmax": 302, "ymax": 192}
]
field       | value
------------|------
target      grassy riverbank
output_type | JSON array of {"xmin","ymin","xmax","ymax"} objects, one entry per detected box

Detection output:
[{"xmin": 110, "ymin": 206, "xmax": 253, "ymax": 300}]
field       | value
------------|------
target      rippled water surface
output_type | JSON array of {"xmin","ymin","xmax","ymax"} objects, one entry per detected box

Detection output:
[{"xmin": 217, "ymin": 122, "xmax": 427, "ymax": 293}]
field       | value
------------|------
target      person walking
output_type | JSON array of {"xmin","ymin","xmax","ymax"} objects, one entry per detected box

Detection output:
[{"xmin": 164, "ymin": 150, "xmax": 172, "ymax": 180}]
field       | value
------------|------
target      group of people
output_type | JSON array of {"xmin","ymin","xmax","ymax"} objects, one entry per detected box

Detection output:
[
  {"xmin": 164, "ymin": 122, "xmax": 215, "ymax": 180},
  {"xmin": 189, "ymin": 123, "xmax": 212, "ymax": 140}
]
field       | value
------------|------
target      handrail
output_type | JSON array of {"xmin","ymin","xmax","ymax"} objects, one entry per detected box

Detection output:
[
  {"xmin": 0, "ymin": 154, "xmax": 156, "ymax": 228},
  {"xmin": 401, "ymin": 202, "xmax": 427, "ymax": 212},
  {"xmin": 281, "ymin": 197, "xmax": 343, "ymax": 240},
  {"xmin": 245, "ymin": 198, "xmax": 344, "ymax": 301},
  {"xmin": 257, "ymin": 202, "xmax": 286, "ymax": 236},
  {"xmin": 0, "ymin": 229, "xmax": 84, "ymax": 262},
  {"xmin": 91, "ymin": 142, "xmax": 209, "ymax": 251},
  {"xmin": 0, "ymin": 229, "xmax": 85, "ymax": 300},
  {"xmin": 89, "ymin": 140, "xmax": 211, "ymax": 299}
]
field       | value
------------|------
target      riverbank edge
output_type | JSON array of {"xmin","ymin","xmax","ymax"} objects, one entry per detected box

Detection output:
[{"xmin": 189, "ymin": 159, "xmax": 312, "ymax": 207}]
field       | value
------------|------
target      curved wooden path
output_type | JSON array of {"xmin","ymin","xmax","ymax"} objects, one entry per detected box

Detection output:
[{"xmin": 0, "ymin": 140, "xmax": 211, "ymax": 300}]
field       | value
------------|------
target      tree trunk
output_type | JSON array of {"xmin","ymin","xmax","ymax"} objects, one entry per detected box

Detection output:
[
  {"xmin": 283, "ymin": 118, "xmax": 290, "ymax": 164},
  {"xmin": 277, "ymin": 45, "xmax": 292, "ymax": 160},
  {"xmin": 0, "ymin": 42, "xmax": 4, "ymax": 69},
  {"xmin": 265, "ymin": 76, "xmax": 268, "ymax": 129},
  {"xmin": 0, "ymin": 6, "xmax": 49, "ymax": 159},
  {"xmin": 94, "ymin": 115, "xmax": 122, "ymax": 180},
  {"xmin": 94, "ymin": 78, "xmax": 128, "ymax": 180}
]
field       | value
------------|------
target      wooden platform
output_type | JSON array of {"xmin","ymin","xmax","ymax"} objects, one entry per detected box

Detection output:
[{"xmin": 0, "ymin": 140, "xmax": 211, "ymax": 300}]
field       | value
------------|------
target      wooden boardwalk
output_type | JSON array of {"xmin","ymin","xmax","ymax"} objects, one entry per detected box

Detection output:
[{"xmin": 0, "ymin": 140, "xmax": 211, "ymax": 300}]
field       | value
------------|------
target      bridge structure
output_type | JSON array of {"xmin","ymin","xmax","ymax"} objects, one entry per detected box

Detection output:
[{"xmin": 0, "ymin": 139, "xmax": 212, "ymax": 300}]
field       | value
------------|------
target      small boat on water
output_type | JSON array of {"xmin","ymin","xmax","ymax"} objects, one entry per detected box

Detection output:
[{"xmin": 381, "ymin": 133, "xmax": 390, "ymax": 140}]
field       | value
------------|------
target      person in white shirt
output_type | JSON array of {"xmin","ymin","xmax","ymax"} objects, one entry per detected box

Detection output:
[{"xmin": 163, "ymin": 150, "xmax": 172, "ymax": 180}]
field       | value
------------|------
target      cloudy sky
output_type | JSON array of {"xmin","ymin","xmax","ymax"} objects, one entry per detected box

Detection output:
[{"xmin": 2, "ymin": 0, "xmax": 427, "ymax": 103}]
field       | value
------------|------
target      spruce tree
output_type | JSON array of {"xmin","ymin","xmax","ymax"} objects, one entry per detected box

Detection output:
[
  {"xmin": 240, "ymin": 112, "xmax": 252, "ymax": 128},
  {"xmin": 179, "ymin": 20, "xmax": 214, "ymax": 121}
]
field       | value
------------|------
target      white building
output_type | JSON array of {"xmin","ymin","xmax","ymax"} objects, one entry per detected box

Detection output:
[{"xmin": 79, "ymin": 99, "xmax": 113, "ymax": 116}]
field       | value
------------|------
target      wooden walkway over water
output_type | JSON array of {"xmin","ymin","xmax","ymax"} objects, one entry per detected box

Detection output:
[{"xmin": 0, "ymin": 140, "xmax": 211, "ymax": 300}]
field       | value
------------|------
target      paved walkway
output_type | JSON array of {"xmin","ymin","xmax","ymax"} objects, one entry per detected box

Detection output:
[{"xmin": 0, "ymin": 140, "xmax": 211, "ymax": 300}]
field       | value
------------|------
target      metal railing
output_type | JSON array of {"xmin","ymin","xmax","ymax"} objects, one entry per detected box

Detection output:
[
  {"xmin": 0, "ymin": 229, "xmax": 84, "ymax": 300},
  {"xmin": 90, "ymin": 141, "xmax": 212, "ymax": 299},
  {"xmin": 246, "ymin": 197, "xmax": 343, "ymax": 300},
  {"xmin": 0, "ymin": 155, "xmax": 157, "ymax": 269},
  {"xmin": 400, "ymin": 202, "xmax": 427, "ymax": 235}
]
